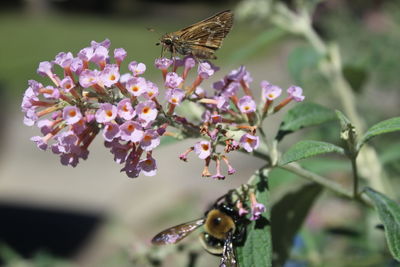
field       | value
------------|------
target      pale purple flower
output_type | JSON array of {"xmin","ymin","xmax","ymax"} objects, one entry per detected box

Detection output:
[
  {"xmin": 261, "ymin": 81, "xmax": 282, "ymax": 101},
  {"xmin": 24, "ymin": 108, "xmax": 38, "ymax": 126},
  {"xmin": 213, "ymin": 79, "xmax": 226, "ymax": 90},
  {"xmin": 201, "ymin": 110, "xmax": 211, "ymax": 123},
  {"xmin": 191, "ymin": 86, "xmax": 206, "ymax": 99},
  {"xmin": 227, "ymin": 66, "xmax": 246, "ymax": 82},
  {"xmin": 240, "ymin": 133, "xmax": 259, "ymax": 152},
  {"xmin": 250, "ymin": 202, "xmax": 266, "ymax": 221},
  {"xmin": 54, "ymin": 52, "xmax": 73, "ymax": 68},
  {"xmin": 239, "ymin": 207, "xmax": 249, "ymax": 216},
  {"xmin": 184, "ymin": 56, "xmax": 196, "ymax": 70},
  {"xmin": 70, "ymin": 58, "xmax": 83, "ymax": 74},
  {"xmin": 243, "ymin": 70, "xmax": 253, "ymax": 85},
  {"xmin": 117, "ymin": 98, "xmax": 135, "ymax": 120},
  {"xmin": 63, "ymin": 106, "xmax": 82, "ymax": 125},
  {"xmin": 119, "ymin": 121, "xmax": 144, "ymax": 142},
  {"xmin": 222, "ymin": 82, "xmax": 240, "ymax": 97},
  {"xmin": 166, "ymin": 88, "xmax": 185, "ymax": 105},
  {"xmin": 164, "ymin": 72, "xmax": 183, "ymax": 88},
  {"xmin": 79, "ymin": 69, "xmax": 98, "ymax": 88},
  {"xmin": 140, "ymin": 130, "xmax": 160, "ymax": 151},
  {"xmin": 91, "ymin": 39, "xmax": 111, "ymax": 49},
  {"xmin": 144, "ymin": 81, "xmax": 159, "ymax": 99},
  {"xmin": 78, "ymin": 47, "xmax": 94, "ymax": 62},
  {"xmin": 91, "ymin": 46, "xmax": 109, "ymax": 65},
  {"xmin": 139, "ymin": 157, "xmax": 157, "ymax": 176},
  {"xmin": 28, "ymin": 80, "xmax": 43, "ymax": 95},
  {"xmin": 37, "ymin": 119, "xmax": 54, "ymax": 135},
  {"xmin": 211, "ymin": 114, "xmax": 222, "ymax": 124},
  {"xmin": 105, "ymin": 140, "xmax": 130, "ymax": 164},
  {"xmin": 51, "ymin": 131, "xmax": 78, "ymax": 154},
  {"xmin": 197, "ymin": 61, "xmax": 218, "ymax": 79},
  {"xmin": 100, "ymin": 64, "xmax": 120, "ymax": 87},
  {"xmin": 31, "ymin": 136, "xmax": 48, "ymax": 151},
  {"xmin": 238, "ymin": 95, "xmax": 256, "ymax": 113},
  {"xmin": 126, "ymin": 77, "xmax": 147, "ymax": 96},
  {"xmin": 119, "ymin": 73, "xmax": 133, "ymax": 84},
  {"xmin": 71, "ymin": 119, "xmax": 86, "ymax": 135},
  {"xmin": 128, "ymin": 61, "xmax": 146, "ymax": 76},
  {"xmin": 42, "ymin": 86, "xmax": 60, "ymax": 99},
  {"xmin": 21, "ymin": 90, "xmax": 37, "ymax": 111},
  {"xmin": 194, "ymin": 141, "xmax": 211, "ymax": 159},
  {"xmin": 37, "ymin": 61, "xmax": 53, "ymax": 77},
  {"xmin": 60, "ymin": 76, "xmax": 75, "ymax": 92},
  {"xmin": 215, "ymin": 96, "xmax": 230, "ymax": 111},
  {"xmin": 114, "ymin": 48, "xmax": 127, "ymax": 63},
  {"xmin": 95, "ymin": 103, "xmax": 117, "ymax": 123},
  {"xmin": 103, "ymin": 122, "xmax": 120, "ymax": 142},
  {"xmin": 287, "ymin": 86, "xmax": 305, "ymax": 102},
  {"xmin": 135, "ymin": 101, "xmax": 158, "ymax": 125},
  {"xmin": 155, "ymin": 57, "xmax": 173, "ymax": 69}
]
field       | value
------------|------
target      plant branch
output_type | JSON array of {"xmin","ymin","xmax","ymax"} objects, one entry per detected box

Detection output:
[{"xmin": 280, "ymin": 162, "xmax": 373, "ymax": 206}]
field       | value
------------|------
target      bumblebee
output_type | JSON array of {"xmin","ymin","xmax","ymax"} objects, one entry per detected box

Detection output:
[{"xmin": 151, "ymin": 196, "xmax": 245, "ymax": 267}]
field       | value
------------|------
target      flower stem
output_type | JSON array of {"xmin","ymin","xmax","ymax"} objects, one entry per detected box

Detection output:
[{"xmin": 351, "ymin": 157, "xmax": 359, "ymax": 198}]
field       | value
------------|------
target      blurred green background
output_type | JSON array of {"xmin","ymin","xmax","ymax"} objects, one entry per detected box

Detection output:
[{"xmin": 0, "ymin": 0, "xmax": 400, "ymax": 266}]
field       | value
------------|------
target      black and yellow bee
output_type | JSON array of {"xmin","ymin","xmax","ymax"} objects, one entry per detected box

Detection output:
[{"xmin": 151, "ymin": 195, "xmax": 246, "ymax": 267}]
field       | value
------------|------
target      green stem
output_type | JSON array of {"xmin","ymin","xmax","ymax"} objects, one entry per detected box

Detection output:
[
  {"xmin": 351, "ymin": 157, "xmax": 359, "ymax": 198},
  {"xmin": 280, "ymin": 162, "xmax": 372, "ymax": 207},
  {"xmin": 280, "ymin": 163, "xmax": 353, "ymax": 198}
]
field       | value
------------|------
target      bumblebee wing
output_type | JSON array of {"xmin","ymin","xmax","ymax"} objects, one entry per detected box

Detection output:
[
  {"xmin": 219, "ymin": 231, "xmax": 237, "ymax": 267},
  {"xmin": 151, "ymin": 219, "xmax": 205, "ymax": 245},
  {"xmin": 178, "ymin": 10, "xmax": 233, "ymax": 50}
]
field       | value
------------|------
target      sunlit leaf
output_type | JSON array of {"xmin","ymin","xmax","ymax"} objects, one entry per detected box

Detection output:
[
  {"xmin": 364, "ymin": 187, "xmax": 400, "ymax": 261},
  {"xmin": 276, "ymin": 103, "xmax": 336, "ymax": 141},
  {"xmin": 358, "ymin": 117, "xmax": 400, "ymax": 150},
  {"xmin": 280, "ymin": 140, "xmax": 345, "ymax": 165}
]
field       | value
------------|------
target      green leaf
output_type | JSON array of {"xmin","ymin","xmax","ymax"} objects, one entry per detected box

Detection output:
[
  {"xmin": 358, "ymin": 117, "xmax": 400, "ymax": 149},
  {"xmin": 288, "ymin": 45, "xmax": 321, "ymax": 84},
  {"xmin": 364, "ymin": 187, "xmax": 400, "ymax": 261},
  {"xmin": 236, "ymin": 168, "xmax": 272, "ymax": 267},
  {"xmin": 271, "ymin": 183, "xmax": 323, "ymax": 266},
  {"xmin": 280, "ymin": 140, "xmax": 345, "ymax": 165},
  {"xmin": 276, "ymin": 102, "xmax": 337, "ymax": 141}
]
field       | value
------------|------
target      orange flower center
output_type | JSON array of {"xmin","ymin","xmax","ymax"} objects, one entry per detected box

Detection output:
[
  {"xmin": 106, "ymin": 110, "xmax": 113, "ymax": 117},
  {"xmin": 201, "ymin": 144, "xmax": 209, "ymax": 151},
  {"xmin": 143, "ymin": 107, "xmax": 150, "ymax": 114},
  {"xmin": 69, "ymin": 110, "xmax": 77, "ymax": 117},
  {"xmin": 246, "ymin": 138, "xmax": 253, "ymax": 144},
  {"xmin": 143, "ymin": 135, "xmax": 152, "ymax": 142}
]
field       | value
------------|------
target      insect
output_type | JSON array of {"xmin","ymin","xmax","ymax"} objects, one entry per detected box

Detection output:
[
  {"xmin": 156, "ymin": 10, "xmax": 233, "ymax": 60},
  {"xmin": 151, "ymin": 195, "xmax": 245, "ymax": 267}
]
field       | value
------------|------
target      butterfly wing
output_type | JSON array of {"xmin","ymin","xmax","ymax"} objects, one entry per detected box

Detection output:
[
  {"xmin": 151, "ymin": 219, "xmax": 205, "ymax": 245},
  {"xmin": 178, "ymin": 10, "xmax": 233, "ymax": 50}
]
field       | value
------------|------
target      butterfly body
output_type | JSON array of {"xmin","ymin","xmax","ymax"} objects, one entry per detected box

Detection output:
[{"xmin": 159, "ymin": 10, "xmax": 233, "ymax": 60}]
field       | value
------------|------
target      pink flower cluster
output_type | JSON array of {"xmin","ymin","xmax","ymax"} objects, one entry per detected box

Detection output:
[{"xmin": 21, "ymin": 39, "xmax": 304, "ymax": 179}]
